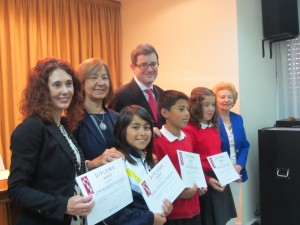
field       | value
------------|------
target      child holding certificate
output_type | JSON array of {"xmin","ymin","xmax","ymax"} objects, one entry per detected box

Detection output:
[
  {"xmin": 153, "ymin": 90, "xmax": 203, "ymax": 225},
  {"xmin": 183, "ymin": 87, "xmax": 236, "ymax": 225},
  {"xmin": 104, "ymin": 105, "xmax": 173, "ymax": 225}
]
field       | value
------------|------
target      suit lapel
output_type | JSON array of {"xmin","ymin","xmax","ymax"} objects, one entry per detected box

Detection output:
[
  {"xmin": 46, "ymin": 124, "xmax": 74, "ymax": 162},
  {"xmin": 153, "ymin": 85, "xmax": 162, "ymax": 99},
  {"xmin": 219, "ymin": 117, "xmax": 230, "ymax": 152},
  {"xmin": 130, "ymin": 79, "xmax": 152, "ymax": 112},
  {"xmin": 230, "ymin": 113, "xmax": 238, "ymax": 149}
]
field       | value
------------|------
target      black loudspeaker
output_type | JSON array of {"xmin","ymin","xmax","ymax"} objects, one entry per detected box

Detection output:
[{"xmin": 261, "ymin": 0, "xmax": 299, "ymax": 39}]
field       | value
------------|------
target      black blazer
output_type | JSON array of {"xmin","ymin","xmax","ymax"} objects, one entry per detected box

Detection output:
[
  {"xmin": 108, "ymin": 78, "xmax": 164, "ymax": 128},
  {"xmin": 8, "ymin": 115, "xmax": 83, "ymax": 225}
]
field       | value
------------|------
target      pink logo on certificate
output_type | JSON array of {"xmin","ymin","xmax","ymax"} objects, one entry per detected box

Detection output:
[
  {"xmin": 141, "ymin": 181, "xmax": 151, "ymax": 197},
  {"xmin": 179, "ymin": 152, "xmax": 184, "ymax": 165},
  {"xmin": 208, "ymin": 158, "xmax": 216, "ymax": 169},
  {"xmin": 81, "ymin": 176, "xmax": 94, "ymax": 194}
]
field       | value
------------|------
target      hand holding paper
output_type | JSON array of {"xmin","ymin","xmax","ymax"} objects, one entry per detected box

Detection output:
[
  {"xmin": 207, "ymin": 152, "xmax": 240, "ymax": 186},
  {"xmin": 139, "ymin": 155, "xmax": 185, "ymax": 213},
  {"xmin": 179, "ymin": 183, "xmax": 198, "ymax": 199},
  {"xmin": 76, "ymin": 158, "xmax": 133, "ymax": 225},
  {"xmin": 177, "ymin": 150, "xmax": 207, "ymax": 188}
]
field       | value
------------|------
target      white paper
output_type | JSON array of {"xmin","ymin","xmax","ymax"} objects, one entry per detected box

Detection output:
[
  {"xmin": 139, "ymin": 155, "xmax": 185, "ymax": 213},
  {"xmin": 0, "ymin": 154, "xmax": 5, "ymax": 171},
  {"xmin": 177, "ymin": 150, "xmax": 207, "ymax": 188},
  {"xmin": 207, "ymin": 152, "xmax": 240, "ymax": 186},
  {"xmin": 0, "ymin": 170, "xmax": 9, "ymax": 180},
  {"xmin": 76, "ymin": 158, "xmax": 133, "ymax": 225}
]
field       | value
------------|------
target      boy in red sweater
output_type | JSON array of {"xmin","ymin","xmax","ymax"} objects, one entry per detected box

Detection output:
[{"xmin": 153, "ymin": 90, "xmax": 205, "ymax": 225}]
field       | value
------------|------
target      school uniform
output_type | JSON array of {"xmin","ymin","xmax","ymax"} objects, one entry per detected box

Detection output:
[
  {"xmin": 153, "ymin": 126, "xmax": 200, "ymax": 224},
  {"xmin": 104, "ymin": 147, "xmax": 154, "ymax": 225},
  {"xmin": 183, "ymin": 123, "xmax": 236, "ymax": 225}
]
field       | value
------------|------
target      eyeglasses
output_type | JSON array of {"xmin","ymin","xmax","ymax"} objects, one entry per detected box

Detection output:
[{"xmin": 135, "ymin": 62, "xmax": 159, "ymax": 70}]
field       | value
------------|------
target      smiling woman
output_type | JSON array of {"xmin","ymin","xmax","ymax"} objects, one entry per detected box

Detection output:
[
  {"xmin": 8, "ymin": 58, "xmax": 95, "ymax": 225},
  {"xmin": 48, "ymin": 69, "xmax": 74, "ymax": 123},
  {"xmin": 213, "ymin": 82, "xmax": 250, "ymax": 225},
  {"xmin": 74, "ymin": 58, "xmax": 123, "ymax": 177}
]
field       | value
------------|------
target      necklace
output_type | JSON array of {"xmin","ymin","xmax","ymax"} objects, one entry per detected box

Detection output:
[
  {"xmin": 85, "ymin": 105, "xmax": 107, "ymax": 131},
  {"xmin": 89, "ymin": 114, "xmax": 107, "ymax": 145},
  {"xmin": 57, "ymin": 124, "xmax": 85, "ymax": 175},
  {"xmin": 91, "ymin": 113, "xmax": 107, "ymax": 130}
]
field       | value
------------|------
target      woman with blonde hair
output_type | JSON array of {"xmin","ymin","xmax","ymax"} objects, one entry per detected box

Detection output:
[
  {"xmin": 213, "ymin": 82, "xmax": 250, "ymax": 225},
  {"xmin": 74, "ymin": 58, "xmax": 123, "ymax": 170}
]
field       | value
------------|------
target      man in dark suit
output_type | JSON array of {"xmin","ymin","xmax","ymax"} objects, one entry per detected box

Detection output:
[{"xmin": 109, "ymin": 44, "xmax": 164, "ymax": 128}]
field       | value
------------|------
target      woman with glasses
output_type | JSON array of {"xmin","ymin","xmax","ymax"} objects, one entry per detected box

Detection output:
[{"xmin": 108, "ymin": 43, "xmax": 164, "ymax": 128}]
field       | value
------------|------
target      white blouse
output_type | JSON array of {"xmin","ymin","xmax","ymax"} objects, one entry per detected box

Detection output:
[{"xmin": 224, "ymin": 123, "xmax": 236, "ymax": 164}]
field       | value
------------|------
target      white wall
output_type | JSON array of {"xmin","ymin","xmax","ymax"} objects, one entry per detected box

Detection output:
[
  {"xmin": 121, "ymin": 0, "xmax": 277, "ymax": 224},
  {"xmin": 237, "ymin": 0, "xmax": 276, "ymax": 224},
  {"xmin": 120, "ymin": 0, "xmax": 239, "ymax": 107}
]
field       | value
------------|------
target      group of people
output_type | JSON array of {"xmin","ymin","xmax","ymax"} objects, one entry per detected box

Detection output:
[{"xmin": 8, "ymin": 43, "xmax": 250, "ymax": 225}]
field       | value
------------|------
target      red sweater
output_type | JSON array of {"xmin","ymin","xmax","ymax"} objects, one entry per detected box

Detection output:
[
  {"xmin": 153, "ymin": 132, "xmax": 200, "ymax": 220},
  {"xmin": 183, "ymin": 123, "xmax": 222, "ymax": 172}
]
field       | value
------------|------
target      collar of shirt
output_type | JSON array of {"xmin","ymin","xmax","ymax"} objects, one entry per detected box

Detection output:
[
  {"xmin": 134, "ymin": 76, "xmax": 154, "ymax": 92},
  {"xmin": 160, "ymin": 125, "xmax": 186, "ymax": 142},
  {"xmin": 200, "ymin": 122, "xmax": 213, "ymax": 129},
  {"xmin": 126, "ymin": 146, "xmax": 146, "ymax": 160}
]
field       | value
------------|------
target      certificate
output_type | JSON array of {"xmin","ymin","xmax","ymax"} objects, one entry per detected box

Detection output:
[
  {"xmin": 139, "ymin": 155, "xmax": 185, "ymax": 213},
  {"xmin": 207, "ymin": 152, "xmax": 240, "ymax": 186},
  {"xmin": 177, "ymin": 150, "xmax": 207, "ymax": 188},
  {"xmin": 76, "ymin": 158, "xmax": 133, "ymax": 225}
]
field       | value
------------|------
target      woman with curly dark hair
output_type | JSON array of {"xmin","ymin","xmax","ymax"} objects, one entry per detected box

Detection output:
[{"xmin": 8, "ymin": 58, "xmax": 94, "ymax": 225}]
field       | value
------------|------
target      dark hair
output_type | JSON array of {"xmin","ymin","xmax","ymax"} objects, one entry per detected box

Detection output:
[
  {"xmin": 189, "ymin": 87, "xmax": 218, "ymax": 128},
  {"xmin": 19, "ymin": 58, "xmax": 84, "ymax": 131},
  {"xmin": 158, "ymin": 90, "xmax": 189, "ymax": 124},
  {"xmin": 131, "ymin": 44, "xmax": 159, "ymax": 65},
  {"xmin": 113, "ymin": 105, "xmax": 154, "ymax": 167},
  {"xmin": 76, "ymin": 58, "xmax": 114, "ymax": 106}
]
